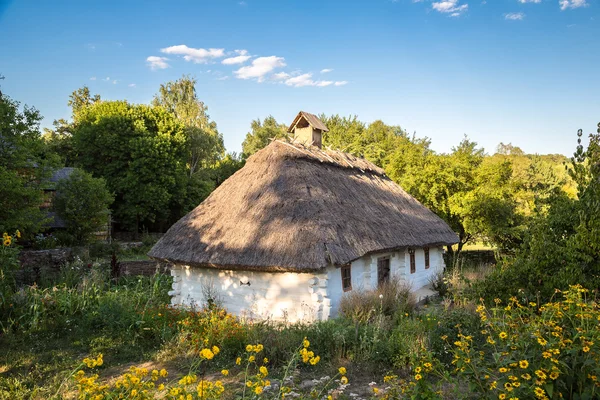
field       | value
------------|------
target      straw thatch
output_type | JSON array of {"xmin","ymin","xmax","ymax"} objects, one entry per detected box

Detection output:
[{"xmin": 149, "ymin": 140, "xmax": 458, "ymax": 272}]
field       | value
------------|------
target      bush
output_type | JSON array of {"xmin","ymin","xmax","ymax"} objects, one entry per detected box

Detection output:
[
  {"xmin": 395, "ymin": 285, "xmax": 600, "ymax": 400},
  {"xmin": 429, "ymin": 306, "xmax": 483, "ymax": 366},
  {"xmin": 0, "ymin": 231, "xmax": 21, "ymax": 320},
  {"xmin": 53, "ymin": 168, "xmax": 113, "ymax": 245},
  {"xmin": 339, "ymin": 279, "xmax": 416, "ymax": 323}
]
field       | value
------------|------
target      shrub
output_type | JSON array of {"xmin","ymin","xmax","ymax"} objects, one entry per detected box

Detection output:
[
  {"xmin": 429, "ymin": 271, "xmax": 448, "ymax": 298},
  {"xmin": 52, "ymin": 168, "xmax": 113, "ymax": 245},
  {"xmin": 429, "ymin": 306, "xmax": 483, "ymax": 366},
  {"xmin": 399, "ymin": 285, "xmax": 600, "ymax": 400},
  {"xmin": 0, "ymin": 230, "xmax": 21, "ymax": 323}
]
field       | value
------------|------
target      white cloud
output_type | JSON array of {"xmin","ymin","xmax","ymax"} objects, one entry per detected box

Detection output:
[
  {"xmin": 334, "ymin": 81, "xmax": 348, "ymax": 86},
  {"xmin": 320, "ymin": 68, "xmax": 333, "ymax": 73},
  {"xmin": 234, "ymin": 56, "xmax": 286, "ymax": 81},
  {"xmin": 103, "ymin": 77, "xmax": 110, "ymax": 81},
  {"xmin": 284, "ymin": 73, "xmax": 334, "ymax": 88},
  {"xmin": 222, "ymin": 49, "xmax": 251, "ymax": 65},
  {"xmin": 432, "ymin": 0, "xmax": 468, "ymax": 16},
  {"xmin": 112, "ymin": 80, "xmax": 118, "ymax": 84},
  {"xmin": 272, "ymin": 72, "xmax": 291, "ymax": 81},
  {"xmin": 90, "ymin": 77, "xmax": 96, "ymax": 81},
  {"xmin": 160, "ymin": 45, "xmax": 224, "ymax": 63},
  {"xmin": 518, "ymin": 0, "xmax": 540, "ymax": 3},
  {"xmin": 216, "ymin": 76, "xmax": 229, "ymax": 80},
  {"xmin": 146, "ymin": 56, "xmax": 170, "ymax": 70},
  {"xmin": 505, "ymin": 12, "xmax": 525, "ymax": 20},
  {"xmin": 128, "ymin": 83, "xmax": 136, "ymax": 87},
  {"xmin": 559, "ymin": 0, "xmax": 588, "ymax": 10}
]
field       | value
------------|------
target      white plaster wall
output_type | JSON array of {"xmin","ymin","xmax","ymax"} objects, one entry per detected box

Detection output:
[
  {"xmin": 402, "ymin": 247, "xmax": 445, "ymax": 290},
  {"xmin": 326, "ymin": 247, "xmax": 446, "ymax": 317},
  {"xmin": 169, "ymin": 247, "xmax": 446, "ymax": 321},
  {"xmin": 169, "ymin": 265, "xmax": 329, "ymax": 323}
]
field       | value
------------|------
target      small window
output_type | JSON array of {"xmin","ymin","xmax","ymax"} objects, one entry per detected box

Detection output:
[
  {"xmin": 341, "ymin": 265, "xmax": 352, "ymax": 292},
  {"xmin": 424, "ymin": 248, "xmax": 430, "ymax": 269},
  {"xmin": 377, "ymin": 257, "xmax": 390, "ymax": 287},
  {"xmin": 409, "ymin": 249, "xmax": 416, "ymax": 274}
]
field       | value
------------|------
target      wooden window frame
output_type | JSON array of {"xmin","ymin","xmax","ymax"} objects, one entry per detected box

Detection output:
[
  {"xmin": 424, "ymin": 247, "xmax": 430, "ymax": 269},
  {"xmin": 409, "ymin": 249, "xmax": 416, "ymax": 274},
  {"xmin": 341, "ymin": 265, "xmax": 352, "ymax": 292}
]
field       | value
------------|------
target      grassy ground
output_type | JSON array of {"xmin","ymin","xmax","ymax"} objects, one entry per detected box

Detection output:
[{"xmin": 0, "ymin": 256, "xmax": 502, "ymax": 399}]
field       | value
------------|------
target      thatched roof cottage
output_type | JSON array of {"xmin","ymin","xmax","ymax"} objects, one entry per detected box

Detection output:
[{"xmin": 149, "ymin": 112, "xmax": 458, "ymax": 322}]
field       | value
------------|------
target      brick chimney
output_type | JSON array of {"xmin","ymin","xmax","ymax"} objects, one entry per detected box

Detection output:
[{"xmin": 288, "ymin": 111, "xmax": 329, "ymax": 149}]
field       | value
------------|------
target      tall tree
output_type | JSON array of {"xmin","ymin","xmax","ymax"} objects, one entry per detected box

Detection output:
[
  {"xmin": 72, "ymin": 101, "xmax": 187, "ymax": 234},
  {"xmin": 241, "ymin": 116, "xmax": 288, "ymax": 159},
  {"xmin": 152, "ymin": 75, "xmax": 224, "ymax": 175},
  {"xmin": 67, "ymin": 86, "xmax": 101, "ymax": 120},
  {"xmin": 394, "ymin": 137, "xmax": 520, "ymax": 255},
  {"xmin": 0, "ymin": 94, "xmax": 55, "ymax": 235},
  {"xmin": 43, "ymin": 86, "xmax": 101, "ymax": 166}
]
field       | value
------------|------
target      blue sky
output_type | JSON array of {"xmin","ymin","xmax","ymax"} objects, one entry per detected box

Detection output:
[{"xmin": 1, "ymin": 0, "xmax": 598, "ymax": 156}]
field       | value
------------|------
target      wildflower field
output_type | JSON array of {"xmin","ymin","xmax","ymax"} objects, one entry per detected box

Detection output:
[{"xmin": 2, "ymin": 233, "xmax": 600, "ymax": 400}]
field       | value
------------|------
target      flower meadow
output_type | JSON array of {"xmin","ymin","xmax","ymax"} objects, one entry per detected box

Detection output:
[
  {"xmin": 72, "ymin": 339, "xmax": 350, "ymax": 400},
  {"xmin": 2, "ymin": 235, "xmax": 600, "ymax": 399}
]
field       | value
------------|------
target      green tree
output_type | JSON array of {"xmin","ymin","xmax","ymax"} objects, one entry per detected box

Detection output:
[
  {"xmin": 241, "ymin": 116, "xmax": 288, "ymax": 159},
  {"xmin": 471, "ymin": 124, "xmax": 600, "ymax": 303},
  {"xmin": 43, "ymin": 87, "xmax": 101, "ymax": 166},
  {"xmin": 152, "ymin": 75, "xmax": 224, "ymax": 175},
  {"xmin": 52, "ymin": 169, "xmax": 114, "ymax": 244},
  {"xmin": 0, "ymin": 94, "xmax": 55, "ymax": 236},
  {"xmin": 394, "ymin": 137, "xmax": 520, "ymax": 255},
  {"xmin": 68, "ymin": 86, "xmax": 101, "ymax": 120},
  {"xmin": 72, "ymin": 101, "xmax": 187, "ymax": 234}
]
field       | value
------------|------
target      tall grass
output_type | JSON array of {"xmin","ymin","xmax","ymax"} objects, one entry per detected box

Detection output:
[{"xmin": 338, "ymin": 278, "xmax": 416, "ymax": 323}]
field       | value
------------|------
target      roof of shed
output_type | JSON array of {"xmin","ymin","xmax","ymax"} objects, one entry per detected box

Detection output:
[
  {"xmin": 149, "ymin": 140, "xmax": 458, "ymax": 272},
  {"xmin": 288, "ymin": 111, "xmax": 329, "ymax": 133}
]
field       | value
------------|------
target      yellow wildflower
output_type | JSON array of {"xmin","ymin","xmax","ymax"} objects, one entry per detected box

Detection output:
[
  {"xmin": 221, "ymin": 369, "xmax": 229, "ymax": 376},
  {"xmin": 259, "ymin": 366, "xmax": 268, "ymax": 376},
  {"xmin": 303, "ymin": 338, "xmax": 310, "ymax": 348},
  {"xmin": 255, "ymin": 386, "xmax": 263, "ymax": 395},
  {"xmin": 519, "ymin": 360, "xmax": 529, "ymax": 369},
  {"xmin": 415, "ymin": 374, "xmax": 422, "ymax": 381},
  {"xmin": 339, "ymin": 367, "xmax": 347, "ymax": 375},
  {"xmin": 236, "ymin": 357, "xmax": 241, "ymax": 365},
  {"xmin": 199, "ymin": 348, "xmax": 214, "ymax": 360},
  {"xmin": 340, "ymin": 376, "xmax": 348, "ymax": 385}
]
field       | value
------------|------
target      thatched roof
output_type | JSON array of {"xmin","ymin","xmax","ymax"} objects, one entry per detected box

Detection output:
[
  {"xmin": 149, "ymin": 140, "xmax": 458, "ymax": 272},
  {"xmin": 288, "ymin": 111, "xmax": 329, "ymax": 132}
]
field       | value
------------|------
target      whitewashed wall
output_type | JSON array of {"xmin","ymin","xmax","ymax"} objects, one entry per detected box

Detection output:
[
  {"xmin": 169, "ymin": 266, "xmax": 329, "ymax": 323},
  {"xmin": 170, "ymin": 247, "xmax": 445, "ymax": 321},
  {"xmin": 326, "ymin": 247, "xmax": 445, "ymax": 317}
]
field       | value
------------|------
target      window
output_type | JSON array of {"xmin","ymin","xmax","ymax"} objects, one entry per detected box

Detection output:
[
  {"xmin": 341, "ymin": 265, "xmax": 352, "ymax": 292},
  {"xmin": 377, "ymin": 257, "xmax": 390, "ymax": 287},
  {"xmin": 424, "ymin": 247, "xmax": 430, "ymax": 269},
  {"xmin": 409, "ymin": 249, "xmax": 416, "ymax": 274}
]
